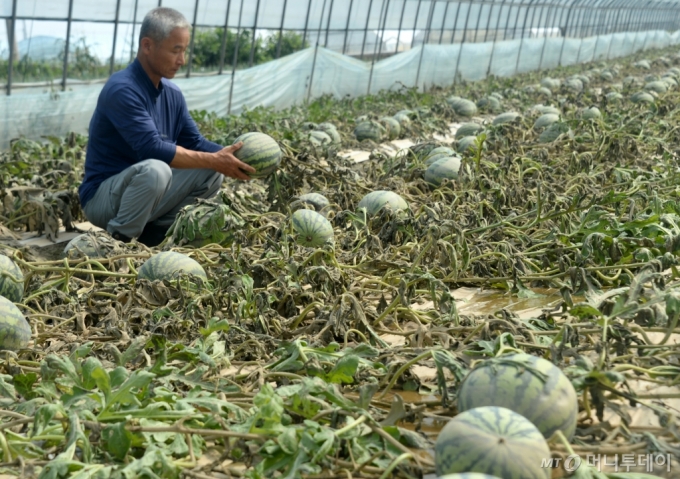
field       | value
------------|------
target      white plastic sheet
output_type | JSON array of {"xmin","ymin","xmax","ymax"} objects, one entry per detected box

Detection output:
[{"xmin": 1, "ymin": 28, "xmax": 679, "ymax": 150}]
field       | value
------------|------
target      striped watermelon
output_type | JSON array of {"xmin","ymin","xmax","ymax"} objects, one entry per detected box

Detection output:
[
  {"xmin": 457, "ymin": 136, "xmax": 478, "ymax": 153},
  {"xmin": 316, "ymin": 123, "xmax": 341, "ymax": 144},
  {"xmin": 63, "ymin": 234, "xmax": 107, "ymax": 259},
  {"xmin": 439, "ymin": 474, "xmax": 502, "ymax": 479},
  {"xmin": 493, "ymin": 112, "xmax": 521, "ymax": 125},
  {"xmin": 233, "ymin": 132, "xmax": 282, "ymax": 179},
  {"xmin": 533, "ymin": 113, "xmax": 559, "ymax": 131},
  {"xmin": 138, "ymin": 252, "xmax": 207, "ymax": 283},
  {"xmin": 354, "ymin": 121, "xmax": 385, "ymax": 142},
  {"xmin": 424, "ymin": 147, "xmax": 457, "ymax": 166},
  {"xmin": 291, "ymin": 209, "xmax": 334, "ymax": 247},
  {"xmin": 425, "ymin": 157, "xmax": 462, "ymax": 186},
  {"xmin": 435, "ymin": 406, "xmax": 550, "ymax": 479},
  {"xmin": 295, "ymin": 193, "xmax": 330, "ymax": 213},
  {"xmin": 410, "ymin": 141, "xmax": 440, "ymax": 159},
  {"xmin": 380, "ymin": 117, "xmax": 401, "ymax": 140},
  {"xmin": 581, "ymin": 107, "xmax": 602, "ymax": 120},
  {"xmin": 0, "ymin": 255, "xmax": 23, "ymax": 303},
  {"xmin": 358, "ymin": 191, "xmax": 408, "ymax": 217},
  {"xmin": 539, "ymin": 122, "xmax": 569, "ymax": 143},
  {"xmin": 456, "ymin": 353, "xmax": 578, "ymax": 440},
  {"xmin": 393, "ymin": 112, "xmax": 412, "ymax": 127},
  {"xmin": 631, "ymin": 91, "xmax": 655, "ymax": 103},
  {"xmin": 0, "ymin": 295, "xmax": 31, "ymax": 350},
  {"xmin": 309, "ymin": 130, "xmax": 332, "ymax": 148},
  {"xmin": 455, "ymin": 123, "xmax": 482, "ymax": 140}
]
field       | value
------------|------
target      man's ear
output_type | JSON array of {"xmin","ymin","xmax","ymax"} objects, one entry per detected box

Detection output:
[{"xmin": 139, "ymin": 37, "xmax": 154, "ymax": 54}]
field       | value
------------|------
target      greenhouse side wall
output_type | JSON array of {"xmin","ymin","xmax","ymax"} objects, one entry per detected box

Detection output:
[{"xmin": 1, "ymin": 28, "xmax": 679, "ymax": 150}]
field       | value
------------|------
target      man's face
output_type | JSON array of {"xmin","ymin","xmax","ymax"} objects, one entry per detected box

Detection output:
[{"xmin": 146, "ymin": 27, "xmax": 190, "ymax": 80}]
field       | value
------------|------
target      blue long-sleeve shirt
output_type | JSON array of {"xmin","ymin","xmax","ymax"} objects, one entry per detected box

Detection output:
[{"xmin": 79, "ymin": 58, "xmax": 223, "ymax": 207}]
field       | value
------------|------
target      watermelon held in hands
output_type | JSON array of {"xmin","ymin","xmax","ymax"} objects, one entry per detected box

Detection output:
[
  {"xmin": 138, "ymin": 252, "xmax": 208, "ymax": 284},
  {"xmin": 357, "ymin": 191, "xmax": 408, "ymax": 217},
  {"xmin": 0, "ymin": 295, "xmax": 31, "ymax": 350},
  {"xmin": 0, "ymin": 255, "xmax": 24, "ymax": 303},
  {"xmin": 435, "ymin": 406, "xmax": 551, "ymax": 479},
  {"xmin": 456, "ymin": 353, "xmax": 579, "ymax": 440},
  {"xmin": 232, "ymin": 132, "xmax": 282, "ymax": 179},
  {"xmin": 291, "ymin": 209, "xmax": 334, "ymax": 247}
]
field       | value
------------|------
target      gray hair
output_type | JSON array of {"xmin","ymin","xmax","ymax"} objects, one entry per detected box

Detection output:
[{"xmin": 139, "ymin": 7, "xmax": 190, "ymax": 45}]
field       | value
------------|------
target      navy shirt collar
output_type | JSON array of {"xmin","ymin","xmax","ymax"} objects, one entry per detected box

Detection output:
[{"xmin": 130, "ymin": 58, "xmax": 164, "ymax": 99}]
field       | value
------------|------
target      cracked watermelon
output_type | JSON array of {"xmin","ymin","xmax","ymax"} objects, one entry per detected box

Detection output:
[
  {"xmin": 456, "ymin": 353, "xmax": 578, "ymax": 440},
  {"xmin": 435, "ymin": 406, "xmax": 550, "ymax": 479},
  {"xmin": 0, "ymin": 295, "xmax": 31, "ymax": 350},
  {"xmin": 0, "ymin": 255, "xmax": 23, "ymax": 303}
]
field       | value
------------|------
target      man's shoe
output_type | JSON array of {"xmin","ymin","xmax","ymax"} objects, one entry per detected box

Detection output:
[
  {"xmin": 111, "ymin": 231, "xmax": 132, "ymax": 243},
  {"xmin": 137, "ymin": 223, "xmax": 170, "ymax": 247}
]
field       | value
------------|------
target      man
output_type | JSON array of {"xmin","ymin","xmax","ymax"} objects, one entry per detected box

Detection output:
[{"xmin": 79, "ymin": 7, "xmax": 255, "ymax": 247}]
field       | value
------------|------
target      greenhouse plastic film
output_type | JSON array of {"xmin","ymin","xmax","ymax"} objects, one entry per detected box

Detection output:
[{"xmin": 1, "ymin": 28, "xmax": 679, "ymax": 150}]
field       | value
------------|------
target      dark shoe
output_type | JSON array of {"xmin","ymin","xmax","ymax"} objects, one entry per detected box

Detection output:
[
  {"xmin": 137, "ymin": 223, "xmax": 170, "ymax": 247},
  {"xmin": 111, "ymin": 231, "xmax": 132, "ymax": 243}
]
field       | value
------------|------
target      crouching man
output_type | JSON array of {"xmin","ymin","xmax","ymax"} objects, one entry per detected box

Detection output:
[{"xmin": 79, "ymin": 7, "xmax": 254, "ymax": 247}]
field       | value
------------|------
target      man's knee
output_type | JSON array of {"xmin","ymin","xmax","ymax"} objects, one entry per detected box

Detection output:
[{"xmin": 136, "ymin": 159, "xmax": 172, "ymax": 195}]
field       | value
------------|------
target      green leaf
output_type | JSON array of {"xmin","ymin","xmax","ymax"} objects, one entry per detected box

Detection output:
[
  {"xmin": 326, "ymin": 354, "xmax": 359, "ymax": 384},
  {"xmin": 101, "ymin": 421, "xmax": 132, "ymax": 461},
  {"xmin": 0, "ymin": 373, "xmax": 17, "ymax": 399},
  {"xmin": 277, "ymin": 427, "xmax": 298, "ymax": 455},
  {"xmin": 99, "ymin": 370, "xmax": 155, "ymax": 418},
  {"xmin": 199, "ymin": 317, "xmax": 231, "ymax": 337}
]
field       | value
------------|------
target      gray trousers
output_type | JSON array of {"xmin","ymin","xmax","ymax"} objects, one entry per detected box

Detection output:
[{"xmin": 83, "ymin": 159, "xmax": 223, "ymax": 238}]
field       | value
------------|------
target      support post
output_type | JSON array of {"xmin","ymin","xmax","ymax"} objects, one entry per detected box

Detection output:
[
  {"xmin": 360, "ymin": 0, "xmax": 375, "ymax": 60},
  {"xmin": 109, "ymin": 0, "xmax": 122, "ymax": 76},
  {"xmin": 275, "ymin": 0, "xmax": 287, "ymax": 59},
  {"xmin": 342, "ymin": 0, "xmax": 354, "ymax": 54},
  {"xmin": 186, "ymin": 0, "xmax": 200, "ymax": 77},
  {"xmin": 62, "ymin": 0, "xmax": 75, "ymax": 92},
  {"xmin": 415, "ymin": 0, "xmax": 436, "ymax": 91},
  {"xmin": 218, "ymin": 0, "xmax": 232, "ymax": 74},
  {"xmin": 487, "ymin": 0, "xmax": 509, "ymax": 76},
  {"xmin": 227, "ymin": 0, "xmax": 245, "ymax": 115},
  {"xmin": 248, "ymin": 0, "xmax": 261, "ymax": 67},
  {"xmin": 368, "ymin": 0, "xmax": 389, "ymax": 95},
  {"xmin": 307, "ymin": 0, "xmax": 329, "ymax": 102},
  {"xmin": 129, "ymin": 0, "xmax": 140, "ymax": 63},
  {"xmin": 394, "ymin": 0, "xmax": 407, "ymax": 53}
]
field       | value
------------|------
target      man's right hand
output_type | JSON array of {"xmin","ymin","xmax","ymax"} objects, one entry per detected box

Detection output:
[{"xmin": 212, "ymin": 142, "xmax": 256, "ymax": 180}]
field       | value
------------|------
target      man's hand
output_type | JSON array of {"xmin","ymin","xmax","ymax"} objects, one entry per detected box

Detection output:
[{"xmin": 211, "ymin": 142, "xmax": 256, "ymax": 180}]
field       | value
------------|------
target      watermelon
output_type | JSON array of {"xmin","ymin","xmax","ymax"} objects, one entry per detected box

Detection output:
[
  {"xmin": 380, "ymin": 117, "xmax": 401, "ymax": 140},
  {"xmin": 581, "ymin": 107, "xmax": 601, "ymax": 120},
  {"xmin": 600, "ymin": 70, "xmax": 614, "ymax": 81},
  {"xmin": 477, "ymin": 96, "xmax": 502, "ymax": 113},
  {"xmin": 532, "ymin": 113, "xmax": 559, "ymax": 130},
  {"xmin": 63, "ymin": 233, "xmax": 108, "ymax": 259},
  {"xmin": 295, "ymin": 193, "xmax": 330, "ymax": 213},
  {"xmin": 532, "ymin": 105, "xmax": 560, "ymax": 116},
  {"xmin": 439, "ymin": 475, "xmax": 502, "ymax": 479},
  {"xmin": 456, "ymin": 353, "xmax": 578, "ymax": 440},
  {"xmin": 291, "ymin": 209, "xmax": 334, "ymax": 247},
  {"xmin": 447, "ymin": 97, "xmax": 477, "ymax": 117},
  {"xmin": 606, "ymin": 92, "xmax": 623, "ymax": 102},
  {"xmin": 309, "ymin": 130, "xmax": 332, "ymax": 148},
  {"xmin": 354, "ymin": 121, "xmax": 385, "ymax": 142},
  {"xmin": 634, "ymin": 59, "xmax": 651, "ymax": 69},
  {"xmin": 492, "ymin": 112, "xmax": 521, "ymax": 125},
  {"xmin": 0, "ymin": 295, "xmax": 31, "ymax": 350},
  {"xmin": 540, "ymin": 77, "xmax": 560, "ymax": 90},
  {"xmin": 631, "ymin": 91, "xmax": 655, "ymax": 103},
  {"xmin": 537, "ymin": 87, "xmax": 552, "ymax": 97},
  {"xmin": 539, "ymin": 122, "xmax": 570, "ymax": 143},
  {"xmin": 455, "ymin": 123, "xmax": 482, "ymax": 140},
  {"xmin": 233, "ymin": 132, "xmax": 282, "ymax": 179},
  {"xmin": 425, "ymin": 157, "xmax": 461, "ymax": 186},
  {"xmin": 424, "ymin": 147, "xmax": 457, "ymax": 166},
  {"xmin": 138, "ymin": 252, "xmax": 208, "ymax": 283},
  {"xmin": 457, "ymin": 136, "xmax": 478, "ymax": 153},
  {"xmin": 393, "ymin": 113, "xmax": 411, "ymax": 127},
  {"xmin": 316, "ymin": 124, "xmax": 341, "ymax": 144},
  {"xmin": 435, "ymin": 406, "xmax": 550, "ymax": 479},
  {"xmin": 410, "ymin": 142, "xmax": 441, "ymax": 159},
  {"xmin": 645, "ymin": 80, "xmax": 668, "ymax": 93},
  {"xmin": 0, "ymin": 256, "xmax": 23, "ymax": 303},
  {"xmin": 358, "ymin": 191, "xmax": 408, "ymax": 217},
  {"xmin": 564, "ymin": 78, "xmax": 583, "ymax": 92}
]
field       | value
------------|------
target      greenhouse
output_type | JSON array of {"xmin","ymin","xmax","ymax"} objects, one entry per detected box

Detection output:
[{"xmin": 0, "ymin": 0, "xmax": 679, "ymax": 478}]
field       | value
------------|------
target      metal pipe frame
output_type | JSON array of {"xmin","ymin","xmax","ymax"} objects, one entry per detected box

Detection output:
[
  {"xmin": 186, "ymin": 0, "xmax": 200, "ymax": 77},
  {"xmin": 410, "ymin": 0, "xmax": 424, "ymax": 49},
  {"xmin": 395, "ymin": 0, "xmax": 408, "ymax": 53},
  {"xmin": 108, "ymin": 0, "xmax": 122, "ymax": 76},
  {"xmin": 360, "ymin": 0, "xmax": 376, "ymax": 59},
  {"xmin": 307, "ymin": 0, "xmax": 329, "ymax": 102},
  {"xmin": 514, "ymin": 0, "xmax": 539, "ymax": 75},
  {"xmin": 129, "ymin": 0, "xmax": 139, "ymax": 63},
  {"xmin": 301, "ymin": 0, "xmax": 313, "ymax": 48},
  {"xmin": 324, "ymin": 0, "xmax": 335, "ymax": 47},
  {"xmin": 415, "ymin": 0, "xmax": 437, "ymax": 90},
  {"xmin": 62, "ymin": 0, "xmax": 74, "ymax": 91},
  {"xmin": 247, "ymin": 0, "xmax": 261, "ymax": 68},
  {"xmin": 368, "ymin": 0, "xmax": 391, "ymax": 94},
  {"xmin": 227, "ymin": 0, "xmax": 245, "ymax": 115},
  {"xmin": 471, "ymin": 0, "xmax": 486, "ymax": 43},
  {"xmin": 486, "ymin": 0, "xmax": 509, "ymax": 75},
  {"xmin": 342, "ymin": 0, "xmax": 354, "ymax": 54},
  {"xmin": 218, "ymin": 0, "xmax": 232, "ymax": 73},
  {"xmin": 482, "ymin": 1, "xmax": 498, "ymax": 43},
  {"xmin": 439, "ymin": 1, "xmax": 451, "ymax": 45},
  {"xmin": 449, "ymin": 1, "xmax": 463, "ymax": 44},
  {"xmin": 6, "ymin": 0, "xmax": 17, "ymax": 95}
]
